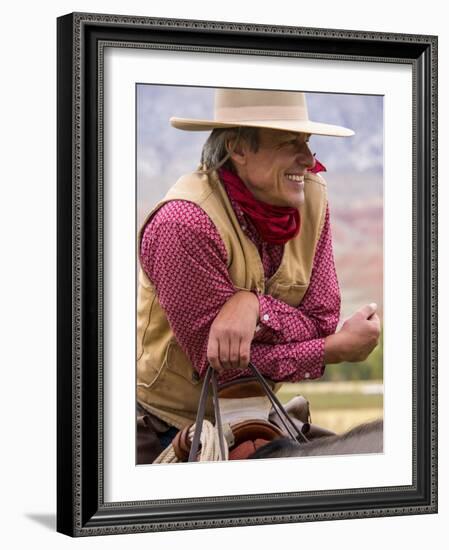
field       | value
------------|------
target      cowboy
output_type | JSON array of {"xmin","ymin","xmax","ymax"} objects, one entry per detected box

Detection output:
[{"xmin": 136, "ymin": 88, "xmax": 381, "ymax": 463}]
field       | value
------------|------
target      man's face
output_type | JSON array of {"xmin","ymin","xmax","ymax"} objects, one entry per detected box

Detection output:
[{"xmin": 231, "ymin": 128, "xmax": 315, "ymax": 208}]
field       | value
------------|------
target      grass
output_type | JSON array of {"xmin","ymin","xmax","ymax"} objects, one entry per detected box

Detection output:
[
  {"xmin": 278, "ymin": 380, "xmax": 383, "ymax": 409},
  {"xmin": 279, "ymin": 390, "xmax": 383, "ymax": 410}
]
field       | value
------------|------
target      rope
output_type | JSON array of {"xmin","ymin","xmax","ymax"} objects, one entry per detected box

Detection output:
[
  {"xmin": 153, "ymin": 420, "xmax": 229, "ymax": 464},
  {"xmin": 153, "ymin": 443, "xmax": 178, "ymax": 464}
]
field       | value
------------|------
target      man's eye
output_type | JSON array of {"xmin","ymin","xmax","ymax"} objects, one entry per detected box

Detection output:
[{"xmin": 283, "ymin": 139, "xmax": 309, "ymax": 146}]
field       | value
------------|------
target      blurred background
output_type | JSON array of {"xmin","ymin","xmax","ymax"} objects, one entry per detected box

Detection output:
[{"xmin": 137, "ymin": 84, "xmax": 384, "ymax": 434}]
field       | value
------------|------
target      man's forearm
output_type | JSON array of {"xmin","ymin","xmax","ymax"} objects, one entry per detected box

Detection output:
[
  {"xmin": 323, "ymin": 333, "xmax": 346, "ymax": 364},
  {"xmin": 254, "ymin": 293, "xmax": 322, "ymax": 341},
  {"xmin": 227, "ymin": 337, "xmax": 327, "ymax": 383},
  {"xmin": 254, "ymin": 206, "xmax": 341, "ymax": 345}
]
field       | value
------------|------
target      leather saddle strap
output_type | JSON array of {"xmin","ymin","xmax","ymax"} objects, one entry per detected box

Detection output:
[
  {"xmin": 188, "ymin": 366, "xmax": 213, "ymax": 462},
  {"xmin": 211, "ymin": 369, "xmax": 227, "ymax": 459},
  {"xmin": 188, "ymin": 367, "xmax": 228, "ymax": 462},
  {"xmin": 248, "ymin": 362, "xmax": 309, "ymax": 443}
]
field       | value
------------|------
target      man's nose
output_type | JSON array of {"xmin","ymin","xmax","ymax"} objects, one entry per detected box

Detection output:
[{"xmin": 296, "ymin": 144, "xmax": 315, "ymax": 169}]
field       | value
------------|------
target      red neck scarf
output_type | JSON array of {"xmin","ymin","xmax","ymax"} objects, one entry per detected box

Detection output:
[{"xmin": 218, "ymin": 167, "xmax": 301, "ymax": 245}]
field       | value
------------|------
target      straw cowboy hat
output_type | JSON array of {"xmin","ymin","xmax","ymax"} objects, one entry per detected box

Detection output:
[{"xmin": 170, "ymin": 88, "xmax": 354, "ymax": 137}]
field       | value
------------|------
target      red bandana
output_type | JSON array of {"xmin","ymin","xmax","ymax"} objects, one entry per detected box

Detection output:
[
  {"xmin": 218, "ymin": 167, "xmax": 301, "ymax": 245},
  {"xmin": 310, "ymin": 156, "xmax": 327, "ymax": 174},
  {"xmin": 218, "ymin": 158, "xmax": 326, "ymax": 245}
]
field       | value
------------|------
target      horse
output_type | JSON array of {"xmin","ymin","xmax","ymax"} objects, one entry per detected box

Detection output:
[{"xmin": 249, "ymin": 418, "xmax": 383, "ymax": 459}]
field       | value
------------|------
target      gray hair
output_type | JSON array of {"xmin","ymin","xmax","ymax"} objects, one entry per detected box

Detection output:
[{"xmin": 199, "ymin": 127, "xmax": 260, "ymax": 174}]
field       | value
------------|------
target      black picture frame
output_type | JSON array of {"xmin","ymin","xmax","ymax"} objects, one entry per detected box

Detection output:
[{"xmin": 57, "ymin": 12, "xmax": 438, "ymax": 537}]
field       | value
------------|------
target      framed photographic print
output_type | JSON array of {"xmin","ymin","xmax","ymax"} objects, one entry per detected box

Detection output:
[{"xmin": 57, "ymin": 12, "xmax": 437, "ymax": 536}]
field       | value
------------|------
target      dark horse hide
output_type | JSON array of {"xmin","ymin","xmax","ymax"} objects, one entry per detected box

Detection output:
[{"xmin": 249, "ymin": 419, "xmax": 383, "ymax": 459}]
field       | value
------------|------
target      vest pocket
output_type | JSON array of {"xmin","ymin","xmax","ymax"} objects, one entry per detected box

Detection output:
[
  {"xmin": 270, "ymin": 282, "xmax": 309, "ymax": 307},
  {"xmin": 166, "ymin": 340, "xmax": 202, "ymax": 386}
]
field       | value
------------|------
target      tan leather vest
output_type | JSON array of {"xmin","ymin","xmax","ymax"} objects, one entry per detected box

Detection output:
[{"xmin": 136, "ymin": 168, "xmax": 327, "ymax": 429}]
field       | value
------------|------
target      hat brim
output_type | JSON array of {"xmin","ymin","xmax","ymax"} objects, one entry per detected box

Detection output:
[{"xmin": 170, "ymin": 117, "xmax": 354, "ymax": 137}]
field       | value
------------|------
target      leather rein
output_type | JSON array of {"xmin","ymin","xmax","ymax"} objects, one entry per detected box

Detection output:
[{"xmin": 188, "ymin": 362, "xmax": 309, "ymax": 462}]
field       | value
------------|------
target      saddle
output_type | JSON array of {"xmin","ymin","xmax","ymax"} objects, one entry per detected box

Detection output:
[
  {"xmin": 173, "ymin": 362, "xmax": 331, "ymax": 461},
  {"xmin": 173, "ymin": 418, "xmax": 284, "ymax": 461}
]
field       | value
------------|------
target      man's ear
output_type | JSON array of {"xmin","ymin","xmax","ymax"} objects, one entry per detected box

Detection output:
[{"xmin": 227, "ymin": 137, "xmax": 248, "ymax": 167}]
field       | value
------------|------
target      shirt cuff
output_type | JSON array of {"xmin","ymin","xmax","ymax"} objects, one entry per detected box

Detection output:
[
  {"xmin": 301, "ymin": 340, "xmax": 326, "ymax": 381},
  {"xmin": 289, "ymin": 338, "xmax": 326, "ymax": 382},
  {"xmin": 253, "ymin": 291, "xmax": 282, "ymax": 333}
]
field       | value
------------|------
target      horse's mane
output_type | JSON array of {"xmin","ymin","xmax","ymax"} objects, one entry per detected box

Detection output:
[{"xmin": 249, "ymin": 419, "xmax": 383, "ymax": 459}]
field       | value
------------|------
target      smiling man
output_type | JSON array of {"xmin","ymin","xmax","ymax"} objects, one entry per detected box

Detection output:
[
  {"xmin": 226, "ymin": 129, "xmax": 313, "ymax": 207},
  {"xmin": 136, "ymin": 88, "xmax": 381, "ymax": 463}
]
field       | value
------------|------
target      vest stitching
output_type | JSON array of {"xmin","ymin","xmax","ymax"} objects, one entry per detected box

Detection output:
[{"xmin": 137, "ymin": 336, "xmax": 170, "ymax": 391}]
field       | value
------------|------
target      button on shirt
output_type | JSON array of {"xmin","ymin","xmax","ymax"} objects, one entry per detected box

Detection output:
[{"xmin": 140, "ymin": 184, "xmax": 341, "ymax": 384}]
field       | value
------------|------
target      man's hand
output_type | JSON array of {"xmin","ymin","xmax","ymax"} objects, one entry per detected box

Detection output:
[
  {"xmin": 324, "ymin": 303, "xmax": 381, "ymax": 364},
  {"xmin": 207, "ymin": 290, "xmax": 260, "ymax": 374}
]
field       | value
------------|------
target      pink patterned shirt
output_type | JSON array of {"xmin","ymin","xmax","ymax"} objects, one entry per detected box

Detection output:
[{"xmin": 140, "ymin": 182, "xmax": 340, "ymax": 385}]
